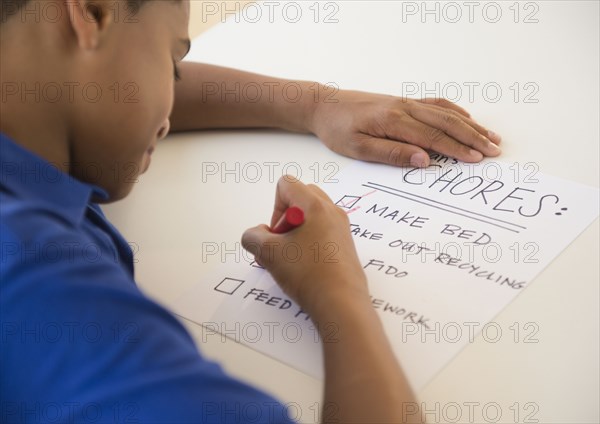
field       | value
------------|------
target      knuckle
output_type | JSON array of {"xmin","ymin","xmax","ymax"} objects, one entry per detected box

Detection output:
[
  {"xmin": 392, "ymin": 97, "xmax": 411, "ymax": 111},
  {"xmin": 306, "ymin": 194, "xmax": 325, "ymax": 213},
  {"xmin": 407, "ymin": 101, "xmax": 420, "ymax": 116},
  {"xmin": 441, "ymin": 112, "xmax": 460, "ymax": 127},
  {"xmin": 387, "ymin": 145, "xmax": 408, "ymax": 165},
  {"xmin": 424, "ymin": 127, "xmax": 446, "ymax": 146},
  {"xmin": 395, "ymin": 110, "xmax": 411, "ymax": 126},
  {"xmin": 380, "ymin": 107, "xmax": 400, "ymax": 124}
]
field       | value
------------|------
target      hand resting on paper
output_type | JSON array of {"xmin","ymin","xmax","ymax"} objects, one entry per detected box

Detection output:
[{"xmin": 309, "ymin": 89, "xmax": 502, "ymax": 168}]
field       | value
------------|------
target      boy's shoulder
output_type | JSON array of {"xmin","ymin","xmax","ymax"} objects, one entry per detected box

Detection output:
[
  {"xmin": 0, "ymin": 186, "xmax": 130, "ymax": 289},
  {"xmin": 1, "ymin": 184, "xmax": 79, "ymax": 240},
  {"xmin": 1, "ymin": 133, "xmax": 133, "ymax": 285},
  {"xmin": 1, "ymin": 133, "xmax": 105, "ymax": 229}
]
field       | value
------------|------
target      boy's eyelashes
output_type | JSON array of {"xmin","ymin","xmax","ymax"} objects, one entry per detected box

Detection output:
[
  {"xmin": 172, "ymin": 38, "xmax": 190, "ymax": 83},
  {"xmin": 173, "ymin": 60, "xmax": 182, "ymax": 82}
]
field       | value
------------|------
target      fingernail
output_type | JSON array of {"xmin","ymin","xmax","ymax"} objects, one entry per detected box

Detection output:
[
  {"xmin": 410, "ymin": 153, "xmax": 429, "ymax": 168},
  {"xmin": 488, "ymin": 130, "xmax": 502, "ymax": 144}
]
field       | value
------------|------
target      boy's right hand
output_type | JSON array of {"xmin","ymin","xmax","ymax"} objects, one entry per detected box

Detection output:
[
  {"xmin": 241, "ymin": 176, "xmax": 368, "ymax": 315},
  {"xmin": 243, "ymin": 177, "xmax": 421, "ymax": 423}
]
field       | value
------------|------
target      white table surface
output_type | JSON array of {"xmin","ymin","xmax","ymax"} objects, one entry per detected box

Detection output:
[{"xmin": 103, "ymin": 2, "xmax": 600, "ymax": 422}]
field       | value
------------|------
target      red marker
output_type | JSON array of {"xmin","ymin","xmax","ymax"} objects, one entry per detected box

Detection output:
[{"xmin": 271, "ymin": 206, "xmax": 305, "ymax": 234}]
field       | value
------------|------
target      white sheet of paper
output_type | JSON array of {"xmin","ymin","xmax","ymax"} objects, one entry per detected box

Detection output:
[{"xmin": 174, "ymin": 157, "xmax": 599, "ymax": 390}]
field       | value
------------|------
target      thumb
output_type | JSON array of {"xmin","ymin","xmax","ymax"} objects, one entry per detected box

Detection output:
[{"xmin": 241, "ymin": 224, "xmax": 277, "ymax": 268}]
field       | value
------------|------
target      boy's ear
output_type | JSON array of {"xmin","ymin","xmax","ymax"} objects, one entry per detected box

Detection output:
[{"xmin": 66, "ymin": 0, "xmax": 117, "ymax": 50}]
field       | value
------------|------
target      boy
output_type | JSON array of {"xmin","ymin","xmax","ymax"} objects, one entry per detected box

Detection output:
[{"xmin": 0, "ymin": 1, "xmax": 501, "ymax": 422}]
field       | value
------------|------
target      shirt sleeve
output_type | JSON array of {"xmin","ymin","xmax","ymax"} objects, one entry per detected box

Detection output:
[{"xmin": 1, "ymin": 224, "xmax": 295, "ymax": 424}]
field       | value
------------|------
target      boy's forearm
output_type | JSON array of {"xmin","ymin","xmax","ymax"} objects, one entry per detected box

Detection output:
[
  {"xmin": 311, "ymin": 291, "xmax": 424, "ymax": 424},
  {"xmin": 170, "ymin": 62, "xmax": 321, "ymax": 133}
]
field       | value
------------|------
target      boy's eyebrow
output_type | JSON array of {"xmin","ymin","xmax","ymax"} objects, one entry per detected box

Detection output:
[{"xmin": 179, "ymin": 38, "xmax": 191, "ymax": 59}]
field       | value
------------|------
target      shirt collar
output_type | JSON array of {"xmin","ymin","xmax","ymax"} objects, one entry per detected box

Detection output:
[{"xmin": 0, "ymin": 133, "xmax": 109, "ymax": 225}]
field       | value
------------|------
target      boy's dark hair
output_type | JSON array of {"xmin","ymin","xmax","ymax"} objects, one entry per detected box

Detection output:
[{"xmin": 1, "ymin": 0, "xmax": 148, "ymax": 24}]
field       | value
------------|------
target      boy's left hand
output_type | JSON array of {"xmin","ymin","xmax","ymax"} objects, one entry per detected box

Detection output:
[{"xmin": 309, "ymin": 88, "xmax": 502, "ymax": 168}]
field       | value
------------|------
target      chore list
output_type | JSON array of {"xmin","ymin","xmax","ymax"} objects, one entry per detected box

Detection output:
[{"xmin": 174, "ymin": 156, "xmax": 599, "ymax": 390}]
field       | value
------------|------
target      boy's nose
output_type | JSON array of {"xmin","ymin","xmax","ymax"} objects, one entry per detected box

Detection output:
[{"xmin": 157, "ymin": 119, "xmax": 171, "ymax": 140}]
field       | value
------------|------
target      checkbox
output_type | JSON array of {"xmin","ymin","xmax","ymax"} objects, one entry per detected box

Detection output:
[
  {"xmin": 214, "ymin": 278, "xmax": 245, "ymax": 295},
  {"xmin": 336, "ymin": 195, "xmax": 361, "ymax": 209}
]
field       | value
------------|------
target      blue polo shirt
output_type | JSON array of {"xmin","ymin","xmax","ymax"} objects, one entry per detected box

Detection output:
[{"xmin": 0, "ymin": 133, "xmax": 294, "ymax": 424}]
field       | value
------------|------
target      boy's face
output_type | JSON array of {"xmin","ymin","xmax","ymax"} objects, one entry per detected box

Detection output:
[{"xmin": 67, "ymin": 0, "xmax": 191, "ymax": 201}]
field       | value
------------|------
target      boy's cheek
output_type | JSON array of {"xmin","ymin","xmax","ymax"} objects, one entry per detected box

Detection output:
[{"xmin": 68, "ymin": 59, "xmax": 173, "ymax": 199}]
